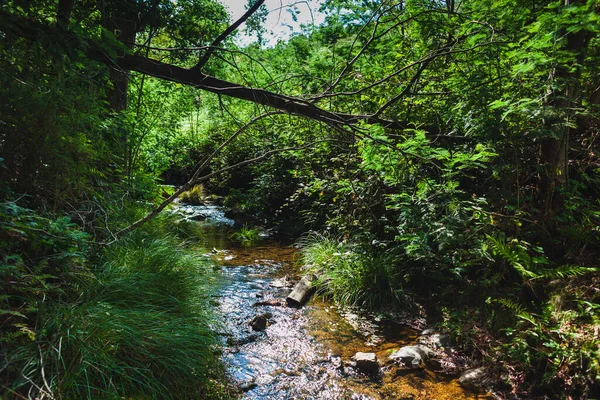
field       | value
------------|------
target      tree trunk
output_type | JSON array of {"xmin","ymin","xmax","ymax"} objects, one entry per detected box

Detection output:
[
  {"xmin": 57, "ymin": 0, "xmax": 74, "ymax": 27},
  {"xmin": 539, "ymin": 132, "xmax": 568, "ymax": 217},
  {"xmin": 539, "ymin": 0, "xmax": 593, "ymax": 218},
  {"xmin": 106, "ymin": 16, "xmax": 136, "ymax": 112}
]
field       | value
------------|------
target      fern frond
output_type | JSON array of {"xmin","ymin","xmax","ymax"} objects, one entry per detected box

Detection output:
[
  {"xmin": 495, "ymin": 298, "xmax": 540, "ymax": 327},
  {"xmin": 536, "ymin": 265, "xmax": 598, "ymax": 280},
  {"xmin": 486, "ymin": 235, "xmax": 539, "ymax": 279}
]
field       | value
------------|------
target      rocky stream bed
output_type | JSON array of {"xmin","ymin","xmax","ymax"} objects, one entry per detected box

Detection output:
[{"xmin": 177, "ymin": 203, "xmax": 496, "ymax": 400}]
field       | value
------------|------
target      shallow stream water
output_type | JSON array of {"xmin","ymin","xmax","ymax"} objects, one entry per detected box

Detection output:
[{"xmin": 184, "ymin": 204, "xmax": 491, "ymax": 400}]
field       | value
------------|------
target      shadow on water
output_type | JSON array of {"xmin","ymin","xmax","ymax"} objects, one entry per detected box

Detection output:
[{"xmin": 185, "ymin": 204, "xmax": 492, "ymax": 400}]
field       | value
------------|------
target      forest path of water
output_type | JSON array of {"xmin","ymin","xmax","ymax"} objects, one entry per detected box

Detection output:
[{"xmin": 182, "ymin": 203, "xmax": 490, "ymax": 400}]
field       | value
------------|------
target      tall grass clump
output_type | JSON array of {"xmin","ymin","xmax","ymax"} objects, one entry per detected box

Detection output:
[
  {"xmin": 299, "ymin": 232, "xmax": 405, "ymax": 308},
  {"xmin": 229, "ymin": 225, "xmax": 261, "ymax": 247},
  {"xmin": 54, "ymin": 232, "xmax": 222, "ymax": 399},
  {"xmin": 180, "ymin": 184, "xmax": 206, "ymax": 205},
  {"xmin": 1, "ymin": 201, "xmax": 229, "ymax": 399}
]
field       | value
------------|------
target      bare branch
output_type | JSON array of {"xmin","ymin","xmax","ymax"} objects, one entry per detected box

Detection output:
[
  {"xmin": 113, "ymin": 141, "xmax": 321, "ymax": 240},
  {"xmin": 372, "ymin": 59, "xmax": 432, "ymax": 118}
]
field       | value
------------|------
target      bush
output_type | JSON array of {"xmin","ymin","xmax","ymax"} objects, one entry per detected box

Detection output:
[{"xmin": 180, "ymin": 185, "xmax": 206, "ymax": 205}]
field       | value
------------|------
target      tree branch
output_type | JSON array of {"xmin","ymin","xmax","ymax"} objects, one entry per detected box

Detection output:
[
  {"xmin": 112, "ymin": 141, "xmax": 321, "ymax": 240},
  {"xmin": 116, "ymin": 53, "xmax": 409, "ymax": 129},
  {"xmin": 194, "ymin": 0, "xmax": 266, "ymax": 71},
  {"xmin": 0, "ymin": 10, "xmax": 416, "ymax": 131}
]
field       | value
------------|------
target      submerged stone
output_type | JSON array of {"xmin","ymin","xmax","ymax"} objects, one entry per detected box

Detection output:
[
  {"xmin": 351, "ymin": 352, "xmax": 379, "ymax": 374},
  {"xmin": 239, "ymin": 381, "xmax": 257, "ymax": 392},
  {"xmin": 249, "ymin": 314, "xmax": 269, "ymax": 331},
  {"xmin": 419, "ymin": 332, "xmax": 452, "ymax": 349}
]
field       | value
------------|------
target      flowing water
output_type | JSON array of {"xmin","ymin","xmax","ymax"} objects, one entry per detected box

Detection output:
[{"xmin": 184, "ymin": 204, "xmax": 492, "ymax": 400}]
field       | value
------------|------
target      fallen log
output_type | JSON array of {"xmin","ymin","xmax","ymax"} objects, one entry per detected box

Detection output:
[{"xmin": 286, "ymin": 276, "xmax": 315, "ymax": 307}]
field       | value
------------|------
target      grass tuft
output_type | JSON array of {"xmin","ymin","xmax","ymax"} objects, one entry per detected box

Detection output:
[
  {"xmin": 229, "ymin": 225, "xmax": 261, "ymax": 247},
  {"xmin": 299, "ymin": 232, "xmax": 405, "ymax": 308},
  {"xmin": 2, "ymin": 221, "xmax": 228, "ymax": 399},
  {"xmin": 180, "ymin": 185, "xmax": 206, "ymax": 205}
]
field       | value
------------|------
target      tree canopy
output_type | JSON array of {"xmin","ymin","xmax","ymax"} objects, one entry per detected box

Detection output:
[{"xmin": 1, "ymin": 0, "xmax": 599, "ymax": 398}]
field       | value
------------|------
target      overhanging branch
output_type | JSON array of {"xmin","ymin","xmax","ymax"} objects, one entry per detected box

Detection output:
[
  {"xmin": 194, "ymin": 0, "xmax": 266, "ymax": 71},
  {"xmin": 0, "ymin": 10, "xmax": 410, "ymax": 131}
]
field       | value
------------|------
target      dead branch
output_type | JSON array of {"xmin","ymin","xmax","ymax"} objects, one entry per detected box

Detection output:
[{"xmin": 112, "ymin": 112, "xmax": 293, "ymax": 239}]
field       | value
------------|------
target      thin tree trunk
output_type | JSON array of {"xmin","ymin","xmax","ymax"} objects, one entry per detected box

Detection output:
[
  {"xmin": 57, "ymin": 0, "xmax": 74, "ymax": 27},
  {"xmin": 539, "ymin": 0, "xmax": 593, "ymax": 218},
  {"xmin": 106, "ymin": 16, "xmax": 136, "ymax": 112}
]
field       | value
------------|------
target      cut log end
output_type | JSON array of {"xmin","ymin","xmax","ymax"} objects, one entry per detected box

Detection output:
[{"xmin": 286, "ymin": 276, "xmax": 315, "ymax": 308}]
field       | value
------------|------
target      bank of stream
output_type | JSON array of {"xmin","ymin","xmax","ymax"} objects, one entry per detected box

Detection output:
[{"xmin": 179, "ymin": 203, "xmax": 493, "ymax": 400}]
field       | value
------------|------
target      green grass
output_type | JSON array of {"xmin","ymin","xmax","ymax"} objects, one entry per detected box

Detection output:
[
  {"xmin": 299, "ymin": 232, "xmax": 405, "ymax": 308},
  {"xmin": 180, "ymin": 185, "xmax": 205, "ymax": 205},
  {"xmin": 1, "ymin": 207, "xmax": 231, "ymax": 399},
  {"xmin": 229, "ymin": 225, "xmax": 261, "ymax": 247}
]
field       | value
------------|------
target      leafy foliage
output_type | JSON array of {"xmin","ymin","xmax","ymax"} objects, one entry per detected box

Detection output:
[
  {"xmin": 1, "ymin": 0, "xmax": 600, "ymax": 397},
  {"xmin": 0, "ymin": 202, "xmax": 228, "ymax": 399}
]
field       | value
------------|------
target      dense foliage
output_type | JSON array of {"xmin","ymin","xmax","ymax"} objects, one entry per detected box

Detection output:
[{"xmin": 1, "ymin": 0, "xmax": 599, "ymax": 398}]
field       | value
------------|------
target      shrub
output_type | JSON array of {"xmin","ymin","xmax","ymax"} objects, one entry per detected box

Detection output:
[{"xmin": 180, "ymin": 185, "xmax": 206, "ymax": 205}]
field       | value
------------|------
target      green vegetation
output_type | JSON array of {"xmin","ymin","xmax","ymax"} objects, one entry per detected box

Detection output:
[
  {"xmin": 300, "ymin": 233, "xmax": 405, "ymax": 308},
  {"xmin": 1, "ymin": 0, "xmax": 599, "ymax": 398},
  {"xmin": 0, "ymin": 202, "xmax": 230, "ymax": 399},
  {"xmin": 229, "ymin": 225, "xmax": 261, "ymax": 247},
  {"xmin": 180, "ymin": 184, "xmax": 207, "ymax": 205}
]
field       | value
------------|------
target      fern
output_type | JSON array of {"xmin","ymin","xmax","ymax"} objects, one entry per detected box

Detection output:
[
  {"xmin": 495, "ymin": 298, "xmax": 542, "ymax": 328},
  {"xmin": 487, "ymin": 235, "xmax": 538, "ymax": 279},
  {"xmin": 536, "ymin": 264, "xmax": 598, "ymax": 280},
  {"xmin": 486, "ymin": 236, "xmax": 597, "ymax": 282}
]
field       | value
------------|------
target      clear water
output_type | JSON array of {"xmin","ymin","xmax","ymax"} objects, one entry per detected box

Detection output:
[{"xmin": 185, "ymin": 204, "xmax": 491, "ymax": 400}]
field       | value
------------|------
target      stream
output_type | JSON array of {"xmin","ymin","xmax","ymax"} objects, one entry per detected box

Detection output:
[{"xmin": 179, "ymin": 203, "xmax": 492, "ymax": 400}]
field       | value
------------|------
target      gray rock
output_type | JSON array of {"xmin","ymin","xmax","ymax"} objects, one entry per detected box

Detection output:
[
  {"xmin": 271, "ymin": 276, "xmax": 292, "ymax": 288},
  {"xmin": 351, "ymin": 352, "xmax": 379, "ymax": 374},
  {"xmin": 190, "ymin": 213, "xmax": 208, "ymax": 221},
  {"xmin": 227, "ymin": 333, "xmax": 260, "ymax": 346},
  {"xmin": 253, "ymin": 299, "xmax": 284, "ymax": 307},
  {"xmin": 459, "ymin": 367, "xmax": 489, "ymax": 391},
  {"xmin": 390, "ymin": 345, "xmax": 434, "ymax": 367},
  {"xmin": 419, "ymin": 333, "xmax": 452, "ymax": 349},
  {"xmin": 239, "ymin": 381, "xmax": 257, "ymax": 392}
]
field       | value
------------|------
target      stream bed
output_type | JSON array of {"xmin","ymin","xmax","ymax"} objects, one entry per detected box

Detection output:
[{"xmin": 183, "ymin": 204, "xmax": 491, "ymax": 400}]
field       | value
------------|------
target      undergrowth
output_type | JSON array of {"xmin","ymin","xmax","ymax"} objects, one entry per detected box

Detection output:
[
  {"xmin": 229, "ymin": 225, "xmax": 261, "ymax": 247},
  {"xmin": 0, "ymin": 200, "xmax": 231, "ymax": 399},
  {"xmin": 180, "ymin": 185, "xmax": 206, "ymax": 205}
]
